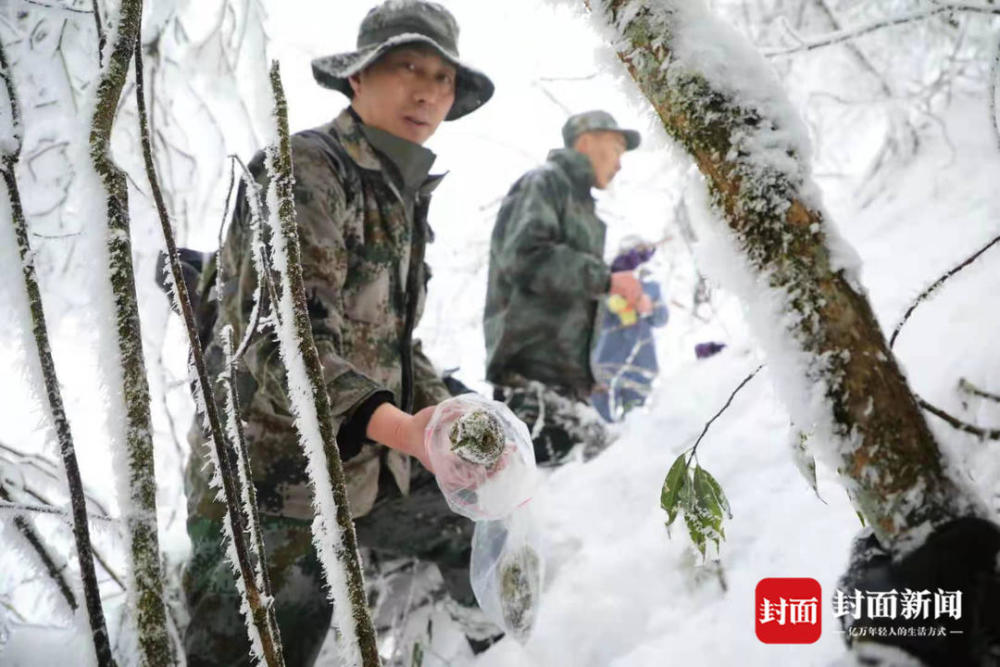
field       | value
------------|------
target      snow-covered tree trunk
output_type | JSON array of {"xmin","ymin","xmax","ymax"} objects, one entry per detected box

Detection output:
[
  {"xmin": 0, "ymin": 37, "xmax": 113, "ymax": 666},
  {"xmin": 87, "ymin": 0, "xmax": 171, "ymax": 663},
  {"xmin": 262, "ymin": 62, "xmax": 379, "ymax": 667},
  {"xmin": 590, "ymin": 0, "xmax": 977, "ymax": 550},
  {"xmin": 133, "ymin": 28, "xmax": 285, "ymax": 666}
]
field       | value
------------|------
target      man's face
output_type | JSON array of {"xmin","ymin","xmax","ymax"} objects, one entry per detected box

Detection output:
[
  {"xmin": 574, "ymin": 131, "xmax": 628, "ymax": 189},
  {"xmin": 349, "ymin": 46, "xmax": 457, "ymax": 145}
]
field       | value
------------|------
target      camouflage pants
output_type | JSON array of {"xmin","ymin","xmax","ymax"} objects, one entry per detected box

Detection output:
[
  {"xmin": 183, "ymin": 465, "xmax": 475, "ymax": 666},
  {"xmin": 493, "ymin": 381, "xmax": 610, "ymax": 465}
]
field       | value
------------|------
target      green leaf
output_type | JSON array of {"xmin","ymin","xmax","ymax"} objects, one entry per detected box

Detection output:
[
  {"xmin": 660, "ymin": 453, "xmax": 689, "ymax": 526},
  {"xmin": 693, "ymin": 466, "xmax": 725, "ymax": 522},
  {"xmin": 683, "ymin": 511, "xmax": 707, "ymax": 557},
  {"xmin": 697, "ymin": 466, "xmax": 732, "ymax": 520}
]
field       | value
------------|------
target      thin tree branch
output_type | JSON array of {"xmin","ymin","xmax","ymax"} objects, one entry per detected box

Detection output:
[
  {"xmin": 919, "ymin": 398, "xmax": 1000, "ymax": 440},
  {"xmin": 690, "ymin": 365, "xmax": 765, "ymax": 460},
  {"xmin": 762, "ymin": 4, "xmax": 1000, "ymax": 58},
  {"xmin": 813, "ymin": 0, "xmax": 893, "ymax": 97},
  {"xmin": 264, "ymin": 61, "xmax": 379, "ymax": 666},
  {"xmin": 991, "ymin": 33, "xmax": 1000, "ymax": 152},
  {"xmin": 0, "ymin": 500, "xmax": 117, "ymax": 523},
  {"xmin": 219, "ymin": 326, "xmax": 285, "ymax": 664},
  {"xmin": 23, "ymin": 0, "xmax": 93, "ymax": 13},
  {"xmin": 0, "ymin": 36, "xmax": 115, "ymax": 666},
  {"xmin": 91, "ymin": 0, "xmax": 105, "ymax": 61},
  {"xmin": 890, "ymin": 230, "xmax": 1000, "ymax": 347},
  {"xmin": 135, "ymin": 31, "xmax": 284, "ymax": 666},
  {"xmin": 958, "ymin": 378, "xmax": 1000, "ymax": 404},
  {"xmin": 0, "ymin": 483, "xmax": 77, "ymax": 613}
]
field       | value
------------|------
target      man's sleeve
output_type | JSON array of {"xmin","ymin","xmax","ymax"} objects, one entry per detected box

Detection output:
[
  {"xmin": 497, "ymin": 173, "xmax": 611, "ymax": 299},
  {"xmin": 235, "ymin": 135, "xmax": 390, "ymax": 459},
  {"xmin": 411, "ymin": 339, "xmax": 452, "ymax": 411}
]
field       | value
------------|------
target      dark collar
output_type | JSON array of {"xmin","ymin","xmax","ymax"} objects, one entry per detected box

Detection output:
[
  {"xmin": 331, "ymin": 107, "xmax": 445, "ymax": 196},
  {"xmin": 547, "ymin": 148, "xmax": 595, "ymax": 195}
]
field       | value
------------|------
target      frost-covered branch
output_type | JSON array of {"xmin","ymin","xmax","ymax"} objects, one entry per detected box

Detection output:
[
  {"xmin": 262, "ymin": 61, "xmax": 378, "ymax": 667},
  {"xmin": 918, "ymin": 398, "xmax": 1000, "ymax": 440},
  {"xmin": 0, "ymin": 35, "xmax": 115, "ymax": 666},
  {"xmin": 219, "ymin": 327, "xmax": 285, "ymax": 665},
  {"xmin": 959, "ymin": 378, "xmax": 1000, "ymax": 404},
  {"xmin": 0, "ymin": 482, "xmax": 77, "ymax": 613},
  {"xmin": 0, "ymin": 470, "xmax": 126, "ymax": 590},
  {"xmin": 134, "ymin": 29, "xmax": 284, "ymax": 667},
  {"xmin": 991, "ymin": 34, "xmax": 1000, "ymax": 152},
  {"xmin": 87, "ymin": 0, "xmax": 170, "ymax": 662},
  {"xmin": 889, "ymin": 230, "xmax": 1000, "ymax": 347},
  {"xmin": 762, "ymin": 3, "xmax": 1000, "ymax": 57},
  {"xmin": 813, "ymin": 0, "xmax": 892, "ymax": 98},
  {"xmin": 593, "ymin": 0, "xmax": 975, "ymax": 549},
  {"xmin": 0, "ymin": 441, "xmax": 112, "ymax": 517}
]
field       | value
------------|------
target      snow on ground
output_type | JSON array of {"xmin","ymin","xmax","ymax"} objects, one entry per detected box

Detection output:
[{"xmin": 2, "ymin": 0, "xmax": 999, "ymax": 665}]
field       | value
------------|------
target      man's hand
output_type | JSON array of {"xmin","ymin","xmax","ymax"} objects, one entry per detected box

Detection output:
[
  {"xmin": 609, "ymin": 270, "xmax": 643, "ymax": 309},
  {"xmin": 366, "ymin": 403, "xmax": 437, "ymax": 473}
]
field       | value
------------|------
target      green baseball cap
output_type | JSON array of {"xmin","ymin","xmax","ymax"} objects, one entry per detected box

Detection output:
[
  {"xmin": 311, "ymin": 0, "xmax": 494, "ymax": 121},
  {"xmin": 562, "ymin": 110, "xmax": 641, "ymax": 150}
]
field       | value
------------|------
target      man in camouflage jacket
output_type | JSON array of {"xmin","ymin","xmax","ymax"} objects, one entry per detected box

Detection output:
[
  {"xmin": 484, "ymin": 110, "xmax": 646, "ymax": 464},
  {"xmin": 183, "ymin": 2, "xmax": 495, "ymax": 664}
]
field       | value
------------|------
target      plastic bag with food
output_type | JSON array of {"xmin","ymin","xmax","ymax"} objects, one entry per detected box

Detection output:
[
  {"xmin": 424, "ymin": 394, "xmax": 539, "ymax": 521},
  {"xmin": 470, "ymin": 506, "xmax": 545, "ymax": 642}
]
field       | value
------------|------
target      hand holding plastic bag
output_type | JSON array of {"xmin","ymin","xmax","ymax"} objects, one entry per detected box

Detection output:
[{"xmin": 424, "ymin": 394, "xmax": 539, "ymax": 521}]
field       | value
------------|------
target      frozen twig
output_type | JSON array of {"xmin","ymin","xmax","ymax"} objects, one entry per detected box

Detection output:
[
  {"xmin": 0, "ymin": 36, "xmax": 115, "ymax": 666},
  {"xmin": 958, "ymin": 378, "xmax": 1000, "ymax": 404},
  {"xmin": 263, "ymin": 61, "xmax": 379, "ymax": 667},
  {"xmin": 919, "ymin": 398, "xmax": 1000, "ymax": 440},
  {"xmin": 762, "ymin": 4, "xmax": 1000, "ymax": 58},
  {"xmin": 135, "ymin": 29, "xmax": 285, "ymax": 667},
  {"xmin": 0, "ymin": 483, "xmax": 77, "ymax": 613},
  {"xmin": 890, "ymin": 230, "xmax": 1000, "ymax": 348},
  {"xmin": 991, "ymin": 33, "xmax": 1000, "ymax": 152},
  {"xmin": 689, "ymin": 365, "xmax": 764, "ymax": 460},
  {"xmin": 90, "ymin": 0, "xmax": 105, "ymax": 62}
]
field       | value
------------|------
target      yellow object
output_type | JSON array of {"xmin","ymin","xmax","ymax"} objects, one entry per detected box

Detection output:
[{"xmin": 607, "ymin": 294, "xmax": 637, "ymax": 326}]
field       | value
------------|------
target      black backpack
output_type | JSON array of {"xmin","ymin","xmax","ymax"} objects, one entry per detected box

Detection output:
[{"xmin": 154, "ymin": 248, "xmax": 219, "ymax": 350}]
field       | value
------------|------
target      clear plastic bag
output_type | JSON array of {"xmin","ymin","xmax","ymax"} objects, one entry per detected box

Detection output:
[
  {"xmin": 470, "ymin": 506, "xmax": 544, "ymax": 642},
  {"xmin": 424, "ymin": 394, "xmax": 539, "ymax": 521}
]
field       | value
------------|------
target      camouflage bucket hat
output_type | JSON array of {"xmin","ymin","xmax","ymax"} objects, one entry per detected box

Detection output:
[
  {"xmin": 311, "ymin": 0, "xmax": 494, "ymax": 121},
  {"xmin": 562, "ymin": 110, "xmax": 641, "ymax": 151}
]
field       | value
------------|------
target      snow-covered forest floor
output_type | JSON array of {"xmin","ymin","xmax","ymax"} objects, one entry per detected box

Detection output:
[{"xmin": 2, "ymin": 0, "xmax": 999, "ymax": 665}]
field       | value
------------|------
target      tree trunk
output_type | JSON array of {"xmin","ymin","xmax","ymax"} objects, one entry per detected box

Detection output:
[
  {"xmin": 87, "ymin": 0, "xmax": 170, "ymax": 662},
  {"xmin": 0, "ymin": 37, "xmax": 113, "ymax": 665},
  {"xmin": 590, "ymin": 0, "xmax": 975, "ymax": 550}
]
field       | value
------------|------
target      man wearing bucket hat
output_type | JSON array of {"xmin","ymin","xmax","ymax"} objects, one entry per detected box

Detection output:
[
  {"xmin": 484, "ymin": 110, "xmax": 647, "ymax": 465},
  {"xmin": 182, "ymin": 2, "xmax": 498, "ymax": 664}
]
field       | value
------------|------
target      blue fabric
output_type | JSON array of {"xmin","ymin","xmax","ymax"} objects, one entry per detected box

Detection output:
[{"xmin": 589, "ymin": 281, "xmax": 668, "ymax": 422}]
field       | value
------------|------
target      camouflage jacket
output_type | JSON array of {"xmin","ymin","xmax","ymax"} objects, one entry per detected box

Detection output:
[
  {"xmin": 187, "ymin": 108, "xmax": 451, "ymax": 522},
  {"xmin": 483, "ymin": 148, "xmax": 612, "ymax": 396}
]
